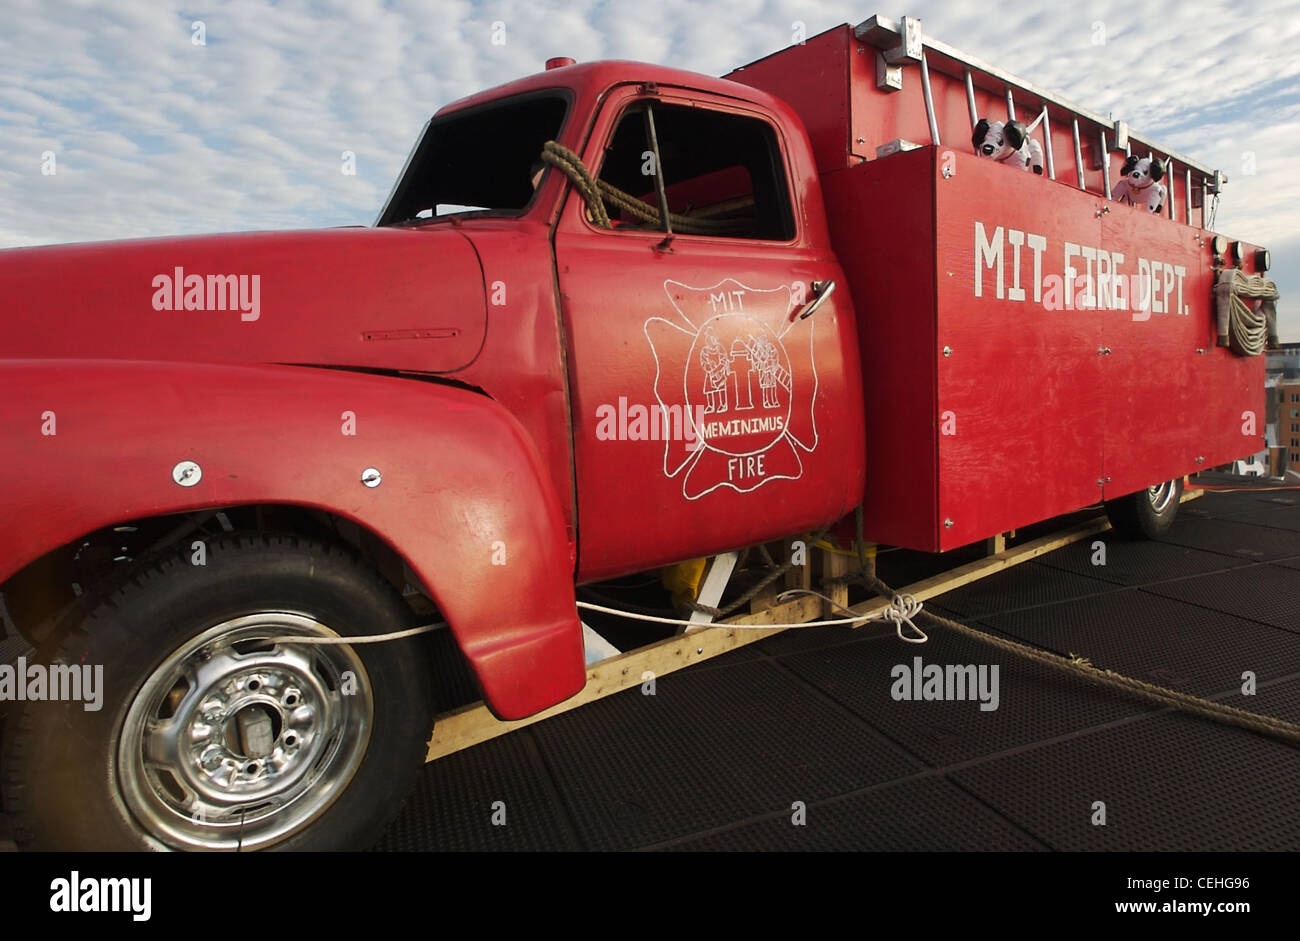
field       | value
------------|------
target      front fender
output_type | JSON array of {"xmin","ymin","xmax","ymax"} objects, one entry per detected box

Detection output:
[{"xmin": 0, "ymin": 359, "xmax": 585, "ymax": 719}]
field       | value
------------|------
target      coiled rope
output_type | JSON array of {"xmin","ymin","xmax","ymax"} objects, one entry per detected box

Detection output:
[
  {"xmin": 1214, "ymin": 268, "xmax": 1279, "ymax": 356},
  {"xmin": 540, "ymin": 141, "xmax": 752, "ymax": 236}
]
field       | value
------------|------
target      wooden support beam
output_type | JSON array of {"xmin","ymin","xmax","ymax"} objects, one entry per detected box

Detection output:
[
  {"xmin": 860, "ymin": 542, "xmax": 877, "ymax": 581},
  {"xmin": 819, "ymin": 548, "xmax": 853, "ymax": 617},
  {"xmin": 784, "ymin": 536, "xmax": 812, "ymax": 591}
]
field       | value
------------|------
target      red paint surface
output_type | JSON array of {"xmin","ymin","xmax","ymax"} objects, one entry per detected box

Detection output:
[
  {"xmin": 0, "ymin": 360, "xmax": 585, "ymax": 719},
  {"xmin": 826, "ymin": 147, "xmax": 1262, "ymax": 551},
  {"xmin": 553, "ymin": 83, "xmax": 864, "ymax": 581}
]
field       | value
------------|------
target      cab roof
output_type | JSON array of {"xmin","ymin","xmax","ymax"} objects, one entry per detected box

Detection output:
[{"xmin": 434, "ymin": 59, "xmax": 792, "ymax": 119}]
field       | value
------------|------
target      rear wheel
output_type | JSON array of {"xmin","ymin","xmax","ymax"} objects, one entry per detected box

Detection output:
[
  {"xmin": 2, "ymin": 533, "xmax": 434, "ymax": 851},
  {"xmin": 1104, "ymin": 477, "xmax": 1183, "ymax": 540}
]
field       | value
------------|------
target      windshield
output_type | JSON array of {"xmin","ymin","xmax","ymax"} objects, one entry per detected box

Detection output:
[{"xmin": 378, "ymin": 91, "xmax": 570, "ymax": 225}]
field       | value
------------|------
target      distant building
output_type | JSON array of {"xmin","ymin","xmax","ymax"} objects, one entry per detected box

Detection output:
[
  {"xmin": 1278, "ymin": 378, "xmax": 1300, "ymax": 473},
  {"xmin": 1263, "ymin": 345, "xmax": 1300, "ymax": 473},
  {"xmin": 1268, "ymin": 343, "xmax": 1300, "ymax": 381}
]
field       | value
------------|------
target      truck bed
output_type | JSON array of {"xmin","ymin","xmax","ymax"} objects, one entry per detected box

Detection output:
[{"xmin": 730, "ymin": 20, "xmax": 1266, "ymax": 551}]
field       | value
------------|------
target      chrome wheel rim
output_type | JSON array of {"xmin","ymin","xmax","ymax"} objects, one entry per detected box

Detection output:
[
  {"xmin": 117, "ymin": 613, "xmax": 371, "ymax": 850},
  {"xmin": 1147, "ymin": 480, "xmax": 1178, "ymax": 514}
]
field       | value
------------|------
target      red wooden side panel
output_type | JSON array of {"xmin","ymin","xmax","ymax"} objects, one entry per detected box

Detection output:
[
  {"xmin": 1101, "ymin": 207, "xmax": 1265, "ymax": 496},
  {"xmin": 935, "ymin": 150, "xmax": 1105, "ymax": 551},
  {"xmin": 726, "ymin": 28, "xmax": 853, "ymax": 175},
  {"xmin": 821, "ymin": 149, "xmax": 938, "ymax": 550},
  {"xmin": 1101, "ymin": 205, "xmax": 1205, "ymax": 496},
  {"xmin": 829, "ymin": 145, "xmax": 1263, "ymax": 553}
]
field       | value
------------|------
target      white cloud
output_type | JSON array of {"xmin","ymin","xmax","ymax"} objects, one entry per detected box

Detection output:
[{"xmin": 0, "ymin": 0, "xmax": 1296, "ymax": 332}]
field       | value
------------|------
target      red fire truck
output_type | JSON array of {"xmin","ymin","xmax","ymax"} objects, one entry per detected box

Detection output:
[{"xmin": 0, "ymin": 15, "xmax": 1272, "ymax": 850}]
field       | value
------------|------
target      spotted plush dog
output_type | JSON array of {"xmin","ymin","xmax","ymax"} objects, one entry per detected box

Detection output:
[
  {"xmin": 971, "ymin": 118, "xmax": 1044, "ymax": 174},
  {"xmin": 1111, "ymin": 155, "xmax": 1167, "ymax": 213}
]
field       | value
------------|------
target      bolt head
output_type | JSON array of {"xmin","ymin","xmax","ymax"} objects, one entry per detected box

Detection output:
[
  {"xmin": 361, "ymin": 467, "xmax": 382, "ymax": 488},
  {"xmin": 172, "ymin": 460, "xmax": 202, "ymax": 487}
]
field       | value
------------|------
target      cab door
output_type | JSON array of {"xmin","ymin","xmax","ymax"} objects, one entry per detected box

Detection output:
[{"xmin": 554, "ymin": 85, "xmax": 863, "ymax": 582}]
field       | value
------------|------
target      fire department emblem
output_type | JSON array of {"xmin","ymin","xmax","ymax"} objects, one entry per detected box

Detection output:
[{"xmin": 644, "ymin": 278, "xmax": 819, "ymax": 499}]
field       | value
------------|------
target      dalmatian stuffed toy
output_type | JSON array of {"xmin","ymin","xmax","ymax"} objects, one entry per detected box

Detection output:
[
  {"xmin": 1111, "ymin": 155, "xmax": 1167, "ymax": 213},
  {"xmin": 972, "ymin": 118, "xmax": 1044, "ymax": 174}
]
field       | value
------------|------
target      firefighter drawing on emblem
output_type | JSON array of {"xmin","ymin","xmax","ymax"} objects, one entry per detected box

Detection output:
[
  {"xmin": 748, "ymin": 333, "xmax": 786, "ymax": 408},
  {"xmin": 699, "ymin": 333, "xmax": 731, "ymax": 414}
]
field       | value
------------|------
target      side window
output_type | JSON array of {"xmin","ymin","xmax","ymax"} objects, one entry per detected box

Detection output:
[{"xmin": 593, "ymin": 101, "xmax": 795, "ymax": 241}]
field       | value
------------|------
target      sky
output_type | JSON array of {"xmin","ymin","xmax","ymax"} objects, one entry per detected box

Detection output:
[{"xmin": 2, "ymin": 0, "xmax": 1298, "ymax": 336}]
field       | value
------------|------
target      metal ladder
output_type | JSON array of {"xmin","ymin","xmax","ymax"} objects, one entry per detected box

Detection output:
[{"xmin": 857, "ymin": 14, "xmax": 1203, "ymax": 225}]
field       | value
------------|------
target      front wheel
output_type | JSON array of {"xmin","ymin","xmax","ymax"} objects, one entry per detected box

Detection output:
[
  {"xmin": 1104, "ymin": 477, "xmax": 1184, "ymax": 540},
  {"xmin": 2, "ymin": 533, "xmax": 435, "ymax": 851}
]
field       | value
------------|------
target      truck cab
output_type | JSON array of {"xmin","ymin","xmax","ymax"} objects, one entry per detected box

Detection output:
[{"xmin": 375, "ymin": 60, "xmax": 867, "ymax": 582}]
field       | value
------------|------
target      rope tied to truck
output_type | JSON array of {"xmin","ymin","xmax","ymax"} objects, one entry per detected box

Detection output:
[
  {"xmin": 539, "ymin": 141, "xmax": 751, "ymax": 237},
  {"xmin": 1214, "ymin": 268, "xmax": 1279, "ymax": 356},
  {"xmin": 836, "ymin": 507, "xmax": 1300, "ymax": 749},
  {"xmin": 582, "ymin": 505, "xmax": 1300, "ymax": 750},
  {"xmin": 776, "ymin": 586, "xmax": 928, "ymax": 643},
  {"xmin": 885, "ymin": 589, "xmax": 1300, "ymax": 747},
  {"xmin": 266, "ymin": 509, "xmax": 1300, "ymax": 749}
]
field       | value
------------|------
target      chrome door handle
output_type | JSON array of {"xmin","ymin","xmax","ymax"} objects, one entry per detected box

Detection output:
[{"xmin": 794, "ymin": 279, "xmax": 836, "ymax": 320}]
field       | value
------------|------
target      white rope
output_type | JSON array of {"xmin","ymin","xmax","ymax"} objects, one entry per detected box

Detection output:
[
  {"xmin": 260, "ymin": 622, "xmax": 444, "ymax": 645},
  {"xmin": 776, "ymin": 588, "xmax": 928, "ymax": 643},
  {"xmin": 576, "ymin": 594, "xmax": 927, "ymax": 641},
  {"xmin": 877, "ymin": 594, "xmax": 926, "ymax": 643},
  {"xmin": 260, "ymin": 592, "xmax": 930, "ymax": 647}
]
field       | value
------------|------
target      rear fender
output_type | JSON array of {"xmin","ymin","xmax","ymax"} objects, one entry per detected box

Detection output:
[{"xmin": 0, "ymin": 359, "xmax": 585, "ymax": 719}]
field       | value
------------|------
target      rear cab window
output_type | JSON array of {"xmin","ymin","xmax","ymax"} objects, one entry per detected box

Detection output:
[{"xmin": 591, "ymin": 100, "xmax": 796, "ymax": 242}]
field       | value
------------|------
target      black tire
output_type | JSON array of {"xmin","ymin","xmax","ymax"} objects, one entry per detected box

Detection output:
[
  {"xmin": 1104, "ymin": 477, "xmax": 1183, "ymax": 540},
  {"xmin": 1, "ymin": 533, "xmax": 435, "ymax": 851}
]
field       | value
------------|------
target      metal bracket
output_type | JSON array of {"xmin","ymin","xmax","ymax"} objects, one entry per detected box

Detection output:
[
  {"xmin": 856, "ymin": 15, "xmax": 922, "ymax": 91},
  {"xmin": 1112, "ymin": 120, "xmax": 1130, "ymax": 152}
]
